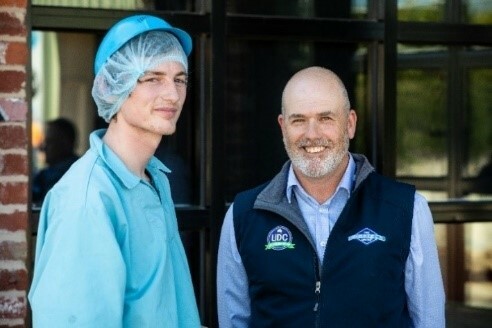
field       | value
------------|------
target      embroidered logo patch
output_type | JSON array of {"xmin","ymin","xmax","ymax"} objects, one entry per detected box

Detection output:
[
  {"xmin": 265, "ymin": 226, "xmax": 295, "ymax": 251},
  {"xmin": 348, "ymin": 228, "xmax": 386, "ymax": 245}
]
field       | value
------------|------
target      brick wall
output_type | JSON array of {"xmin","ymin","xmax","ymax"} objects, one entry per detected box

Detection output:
[{"xmin": 0, "ymin": 0, "xmax": 30, "ymax": 327}]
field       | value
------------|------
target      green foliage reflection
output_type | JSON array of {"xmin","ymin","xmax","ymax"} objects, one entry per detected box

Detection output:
[{"xmin": 396, "ymin": 69, "xmax": 447, "ymax": 171}]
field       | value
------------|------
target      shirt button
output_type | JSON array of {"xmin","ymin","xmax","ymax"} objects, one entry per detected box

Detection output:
[{"xmin": 320, "ymin": 241, "xmax": 326, "ymax": 247}]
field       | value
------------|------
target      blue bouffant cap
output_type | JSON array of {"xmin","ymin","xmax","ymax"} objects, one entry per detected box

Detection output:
[{"xmin": 94, "ymin": 14, "xmax": 192, "ymax": 75}]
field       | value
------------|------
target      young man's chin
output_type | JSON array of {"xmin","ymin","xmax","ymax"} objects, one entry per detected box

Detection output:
[{"xmin": 160, "ymin": 126, "xmax": 177, "ymax": 136}]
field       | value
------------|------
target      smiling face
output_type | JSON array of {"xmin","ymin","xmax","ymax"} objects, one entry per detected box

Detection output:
[
  {"xmin": 278, "ymin": 67, "xmax": 357, "ymax": 179},
  {"xmin": 116, "ymin": 61, "xmax": 188, "ymax": 137}
]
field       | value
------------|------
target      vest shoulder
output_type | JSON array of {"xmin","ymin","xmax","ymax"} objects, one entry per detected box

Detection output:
[
  {"xmin": 368, "ymin": 172, "xmax": 414, "ymax": 189},
  {"xmin": 234, "ymin": 181, "xmax": 270, "ymax": 203},
  {"xmin": 363, "ymin": 172, "xmax": 416, "ymax": 207}
]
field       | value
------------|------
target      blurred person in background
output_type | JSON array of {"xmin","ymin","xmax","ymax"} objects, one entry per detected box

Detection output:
[{"xmin": 32, "ymin": 117, "xmax": 79, "ymax": 206}]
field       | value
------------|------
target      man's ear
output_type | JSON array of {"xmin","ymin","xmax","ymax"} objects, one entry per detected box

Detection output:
[
  {"xmin": 278, "ymin": 114, "xmax": 284, "ymax": 129},
  {"xmin": 347, "ymin": 110, "xmax": 357, "ymax": 139}
]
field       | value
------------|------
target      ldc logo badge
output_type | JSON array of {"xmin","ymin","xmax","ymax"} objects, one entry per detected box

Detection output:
[{"xmin": 265, "ymin": 225, "xmax": 295, "ymax": 251}]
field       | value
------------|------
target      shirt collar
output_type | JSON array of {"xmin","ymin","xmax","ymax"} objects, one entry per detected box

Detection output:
[
  {"xmin": 89, "ymin": 129, "xmax": 170, "ymax": 189},
  {"xmin": 286, "ymin": 153, "xmax": 356, "ymax": 203}
]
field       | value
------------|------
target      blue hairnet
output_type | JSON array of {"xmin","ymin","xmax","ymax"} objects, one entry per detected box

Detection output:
[{"xmin": 92, "ymin": 31, "xmax": 188, "ymax": 123}]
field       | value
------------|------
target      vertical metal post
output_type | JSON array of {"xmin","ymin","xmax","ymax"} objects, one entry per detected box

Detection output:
[
  {"xmin": 208, "ymin": 0, "xmax": 226, "ymax": 326},
  {"xmin": 376, "ymin": 0, "xmax": 398, "ymax": 177}
]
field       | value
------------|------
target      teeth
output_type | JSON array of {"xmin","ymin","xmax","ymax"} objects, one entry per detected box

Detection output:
[{"xmin": 305, "ymin": 146, "xmax": 325, "ymax": 153}]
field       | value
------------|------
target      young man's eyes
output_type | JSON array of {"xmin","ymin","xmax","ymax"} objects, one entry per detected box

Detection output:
[
  {"xmin": 174, "ymin": 77, "xmax": 188, "ymax": 86},
  {"xmin": 138, "ymin": 76, "xmax": 158, "ymax": 83},
  {"xmin": 137, "ymin": 75, "xmax": 160, "ymax": 84},
  {"xmin": 138, "ymin": 75, "xmax": 188, "ymax": 86}
]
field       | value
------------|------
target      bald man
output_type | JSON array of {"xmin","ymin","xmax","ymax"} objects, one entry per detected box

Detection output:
[{"xmin": 217, "ymin": 67, "xmax": 445, "ymax": 328}]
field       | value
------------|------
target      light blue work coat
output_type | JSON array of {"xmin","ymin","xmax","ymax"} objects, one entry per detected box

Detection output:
[{"xmin": 28, "ymin": 129, "xmax": 201, "ymax": 328}]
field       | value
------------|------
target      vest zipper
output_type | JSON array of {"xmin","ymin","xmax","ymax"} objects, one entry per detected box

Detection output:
[
  {"xmin": 313, "ymin": 252, "xmax": 322, "ymax": 328},
  {"xmin": 313, "ymin": 280, "xmax": 321, "ymax": 311}
]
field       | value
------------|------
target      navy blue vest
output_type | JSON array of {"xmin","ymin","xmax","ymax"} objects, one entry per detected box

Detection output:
[{"xmin": 233, "ymin": 172, "xmax": 415, "ymax": 327}]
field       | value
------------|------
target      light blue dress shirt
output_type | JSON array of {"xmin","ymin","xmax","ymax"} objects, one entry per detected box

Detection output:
[
  {"xmin": 29, "ymin": 129, "xmax": 201, "ymax": 328},
  {"xmin": 217, "ymin": 155, "xmax": 445, "ymax": 328}
]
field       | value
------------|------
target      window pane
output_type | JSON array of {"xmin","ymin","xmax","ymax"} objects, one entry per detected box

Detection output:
[
  {"xmin": 227, "ymin": 0, "xmax": 368, "ymax": 19},
  {"xmin": 462, "ymin": 62, "xmax": 492, "ymax": 197},
  {"xmin": 353, "ymin": 49, "xmax": 369, "ymax": 156},
  {"xmin": 396, "ymin": 50, "xmax": 448, "ymax": 177},
  {"xmin": 398, "ymin": 0, "xmax": 445, "ymax": 22},
  {"xmin": 352, "ymin": 0, "xmax": 368, "ymax": 19},
  {"xmin": 465, "ymin": 222, "xmax": 492, "ymax": 308},
  {"xmin": 462, "ymin": 66, "xmax": 492, "ymax": 175},
  {"xmin": 225, "ymin": 40, "xmax": 368, "ymax": 202},
  {"xmin": 31, "ymin": 31, "xmax": 96, "ymax": 163},
  {"xmin": 32, "ymin": 0, "xmax": 198, "ymax": 11},
  {"xmin": 437, "ymin": 222, "xmax": 492, "ymax": 321},
  {"xmin": 463, "ymin": 0, "xmax": 492, "ymax": 24},
  {"xmin": 418, "ymin": 190, "xmax": 449, "ymax": 201}
]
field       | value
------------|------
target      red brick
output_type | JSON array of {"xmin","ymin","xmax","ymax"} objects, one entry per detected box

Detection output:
[
  {"xmin": 0, "ymin": 324, "xmax": 24, "ymax": 328},
  {"xmin": 0, "ymin": 269, "xmax": 28, "ymax": 291},
  {"xmin": 0, "ymin": 42, "xmax": 5, "ymax": 64},
  {"xmin": 4, "ymin": 42, "xmax": 27, "ymax": 66},
  {"xmin": 0, "ymin": 98, "xmax": 28, "ymax": 121},
  {"xmin": 0, "ymin": 241, "xmax": 27, "ymax": 261},
  {"xmin": 0, "ymin": 124, "xmax": 27, "ymax": 149},
  {"xmin": 0, "ymin": 71, "xmax": 25, "ymax": 93},
  {"xmin": 0, "ymin": 182, "xmax": 28, "ymax": 204},
  {"xmin": 0, "ymin": 153, "xmax": 28, "ymax": 175},
  {"xmin": 0, "ymin": 212, "xmax": 28, "ymax": 231},
  {"xmin": 0, "ymin": 295, "xmax": 26, "ymax": 319},
  {"xmin": 0, "ymin": 0, "xmax": 28, "ymax": 7},
  {"xmin": 0, "ymin": 12, "xmax": 26, "ymax": 37}
]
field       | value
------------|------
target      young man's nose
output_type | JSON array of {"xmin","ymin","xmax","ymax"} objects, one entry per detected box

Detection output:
[{"xmin": 160, "ymin": 80, "xmax": 181, "ymax": 103}]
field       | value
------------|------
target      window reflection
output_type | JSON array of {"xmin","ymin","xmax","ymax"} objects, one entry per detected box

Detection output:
[
  {"xmin": 398, "ymin": 0, "xmax": 445, "ymax": 22},
  {"xmin": 463, "ymin": 0, "xmax": 492, "ymax": 24},
  {"xmin": 463, "ymin": 64, "xmax": 492, "ymax": 199},
  {"xmin": 226, "ymin": 0, "xmax": 367, "ymax": 19},
  {"xmin": 33, "ymin": 0, "xmax": 148, "ymax": 9},
  {"xmin": 436, "ymin": 222, "xmax": 492, "ymax": 310},
  {"xmin": 396, "ymin": 65, "xmax": 448, "ymax": 177},
  {"xmin": 353, "ymin": 62, "xmax": 369, "ymax": 156},
  {"xmin": 31, "ymin": 31, "xmax": 96, "ymax": 174},
  {"xmin": 418, "ymin": 190, "xmax": 449, "ymax": 201},
  {"xmin": 465, "ymin": 222, "xmax": 492, "ymax": 308},
  {"xmin": 32, "ymin": 0, "xmax": 197, "ymax": 11},
  {"xmin": 463, "ymin": 68, "xmax": 492, "ymax": 181}
]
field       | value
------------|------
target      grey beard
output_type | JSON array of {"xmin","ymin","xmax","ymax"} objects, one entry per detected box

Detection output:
[{"xmin": 285, "ymin": 136, "xmax": 349, "ymax": 178}]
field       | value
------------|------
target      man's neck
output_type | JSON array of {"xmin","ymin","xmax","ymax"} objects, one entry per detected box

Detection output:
[
  {"xmin": 294, "ymin": 155, "xmax": 349, "ymax": 204},
  {"xmin": 103, "ymin": 122, "xmax": 161, "ymax": 180}
]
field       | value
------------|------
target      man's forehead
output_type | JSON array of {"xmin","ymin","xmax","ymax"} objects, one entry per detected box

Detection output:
[{"xmin": 284, "ymin": 100, "xmax": 350, "ymax": 120}]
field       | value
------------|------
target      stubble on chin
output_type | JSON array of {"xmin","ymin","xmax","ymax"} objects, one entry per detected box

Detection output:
[{"xmin": 284, "ymin": 136, "xmax": 349, "ymax": 179}]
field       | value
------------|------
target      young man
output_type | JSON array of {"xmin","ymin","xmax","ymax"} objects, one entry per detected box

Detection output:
[
  {"xmin": 29, "ymin": 15, "xmax": 201, "ymax": 327},
  {"xmin": 217, "ymin": 66, "xmax": 445, "ymax": 327}
]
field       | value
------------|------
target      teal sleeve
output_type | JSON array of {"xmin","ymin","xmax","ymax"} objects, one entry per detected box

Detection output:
[{"xmin": 28, "ymin": 192, "xmax": 126, "ymax": 328}]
